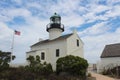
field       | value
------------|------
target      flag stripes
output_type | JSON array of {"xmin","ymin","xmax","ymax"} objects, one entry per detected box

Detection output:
[{"xmin": 14, "ymin": 30, "xmax": 20, "ymax": 35}]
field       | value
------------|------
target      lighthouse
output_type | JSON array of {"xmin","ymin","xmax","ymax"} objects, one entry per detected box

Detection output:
[
  {"xmin": 27, "ymin": 13, "xmax": 84, "ymax": 70},
  {"xmin": 46, "ymin": 13, "xmax": 64, "ymax": 40}
]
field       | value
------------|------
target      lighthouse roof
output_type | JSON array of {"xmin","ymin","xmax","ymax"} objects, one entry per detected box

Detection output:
[
  {"xmin": 31, "ymin": 33, "xmax": 73, "ymax": 47},
  {"xmin": 50, "ymin": 13, "xmax": 61, "ymax": 19}
]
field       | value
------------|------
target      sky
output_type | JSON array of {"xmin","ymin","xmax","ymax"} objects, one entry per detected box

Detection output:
[{"xmin": 0, "ymin": 0, "xmax": 120, "ymax": 63}]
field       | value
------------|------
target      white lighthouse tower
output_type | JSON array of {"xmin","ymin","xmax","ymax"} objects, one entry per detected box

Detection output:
[
  {"xmin": 46, "ymin": 13, "xmax": 64, "ymax": 40},
  {"xmin": 26, "ymin": 13, "xmax": 84, "ymax": 70}
]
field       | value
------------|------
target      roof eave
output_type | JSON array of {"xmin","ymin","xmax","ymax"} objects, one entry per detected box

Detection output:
[{"xmin": 101, "ymin": 56, "xmax": 120, "ymax": 58}]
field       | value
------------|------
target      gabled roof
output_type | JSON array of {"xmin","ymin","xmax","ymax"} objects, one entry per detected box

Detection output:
[
  {"xmin": 101, "ymin": 43, "xmax": 120, "ymax": 58},
  {"xmin": 31, "ymin": 33, "xmax": 73, "ymax": 47}
]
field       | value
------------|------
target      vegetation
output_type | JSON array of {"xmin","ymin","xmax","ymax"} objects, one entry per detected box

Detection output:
[
  {"xmin": 26, "ymin": 55, "xmax": 53, "ymax": 76},
  {"xmin": 0, "ymin": 55, "xmax": 53, "ymax": 80},
  {"xmin": 102, "ymin": 66, "xmax": 120, "ymax": 78},
  {"xmin": 56, "ymin": 55, "xmax": 88, "ymax": 76},
  {"xmin": 0, "ymin": 50, "xmax": 15, "ymax": 71},
  {"xmin": 0, "ymin": 54, "xmax": 89, "ymax": 80},
  {"xmin": 87, "ymin": 73, "xmax": 92, "ymax": 77}
]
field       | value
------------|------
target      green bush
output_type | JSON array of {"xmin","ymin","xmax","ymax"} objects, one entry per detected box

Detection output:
[
  {"xmin": 0, "ymin": 50, "xmax": 15, "ymax": 71},
  {"xmin": 26, "ymin": 55, "xmax": 53, "ymax": 76},
  {"xmin": 88, "ymin": 73, "xmax": 92, "ymax": 77},
  {"xmin": 56, "ymin": 55, "xmax": 88, "ymax": 76}
]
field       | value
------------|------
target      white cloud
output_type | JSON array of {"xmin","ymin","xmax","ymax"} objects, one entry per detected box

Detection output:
[
  {"xmin": 0, "ymin": 22, "xmax": 13, "ymax": 39},
  {"xmin": 79, "ymin": 22, "xmax": 109, "ymax": 36},
  {"xmin": 104, "ymin": 5, "xmax": 120, "ymax": 18},
  {"xmin": 0, "ymin": 7, "xmax": 31, "ymax": 22},
  {"xmin": 0, "ymin": 22, "xmax": 13, "ymax": 52},
  {"xmin": 13, "ymin": 0, "xmax": 23, "ymax": 5},
  {"xmin": 82, "ymin": 2, "xmax": 120, "ymax": 23},
  {"xmin": 0, "ymin": 0, "xmax": 120, "ymax": 63},
  {"xmin": 49, "ymin": 0, "xmax": 80, "ymax": 14},
  {"xmin": 62, "ymin": 14, "xmax": 85, "ymax": 28},
  {"xmin": 94, "ymin": 5, "xmax": 110, "ymax": 13},
  {"xmin": 107, "ymin": 0, "xmax": 120, "ymax": 5},
  {"xmin": 81, "ymin": 27, "xmax": 120, "ymax": 63},
  {"xmin": 0, "ymin": 7, "xmax": 49, "ymax": 63},
  {"xmin": 116, "ymin": 27, "xmax": 120, "ymax": 33}
]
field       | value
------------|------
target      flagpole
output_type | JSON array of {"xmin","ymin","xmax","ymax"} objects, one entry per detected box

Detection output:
[{"xmin": 11, "ymin": 30, "xmax": 15, "ymax": 62}]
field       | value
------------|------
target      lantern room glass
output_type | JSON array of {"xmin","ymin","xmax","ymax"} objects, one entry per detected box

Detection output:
[{"xmin": 50, "ymin": 17, "xmax": 61, "ymax": 24}]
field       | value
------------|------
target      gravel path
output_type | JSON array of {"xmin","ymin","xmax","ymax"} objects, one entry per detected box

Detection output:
[{"xmin": 91, "ymin": 72, "xmax": 119, "ymax": 80}]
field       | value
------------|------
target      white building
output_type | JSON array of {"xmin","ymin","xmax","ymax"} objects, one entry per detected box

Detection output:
[
  {"xmin": 97, "ymin": 43, "xmax": 120, "ymax": 73},
  {"xmin": 26, "ymin": 13, "xmax": 84, "ymax": 70}
]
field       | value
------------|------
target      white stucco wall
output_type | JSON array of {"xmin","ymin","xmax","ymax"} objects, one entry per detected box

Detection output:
[
  {"xmin": 97, "ymin": 57, "xmax": 120, "ymax": 73},
  {"xmin": 26, "ymin": 51, "xmax": 36, "ymax": 58},
  {"xmin": 36, "ymin": 50, "xmax": 47, "ymax": 63},
  {"xmin": 66, "ymin": 33, "xmax": 84, "ymax": 58},
  {"xmin": 26, "ymin": 32, "xmax": 84, "ymax": 70},
  {"xmin": 27, "ymin": 39, "xmax": 67, "ymax": 70},
  {"xmin": 49, "ymin": 29, "xmax": 62, "ymax": 40}
]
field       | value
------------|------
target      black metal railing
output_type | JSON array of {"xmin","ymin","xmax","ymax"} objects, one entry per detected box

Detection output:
[{"xmin": 46, "ymin": 23, "xmax": 64, "ymax": 32}]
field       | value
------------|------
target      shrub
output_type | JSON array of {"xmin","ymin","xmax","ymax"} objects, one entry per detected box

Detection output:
[
  {"xmin": 56, "ymin": 55, "xmax": 88, "ymax": 76},
  {"xmin": 0, "ymin": 50, "xmax": 15, "ymax": 71},
  {"xmin": 88, "ymin": 73, "xmax": 92, "ymax": 77},
  {"xmin": 102, "ymin": 66, "xmax": 120, "ymax": 78},
  {"xmin": 26, "ymin": 55, "xmax": 53, "ymax": 76},
  {"xmin": 8, "ymin": 68, "xmax": 35, "ymax": 80}
]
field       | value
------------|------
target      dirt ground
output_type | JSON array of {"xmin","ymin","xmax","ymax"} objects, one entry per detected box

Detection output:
[{"xmin": 90, "ymin": 72, "xmax": 120, "ymax": 80}]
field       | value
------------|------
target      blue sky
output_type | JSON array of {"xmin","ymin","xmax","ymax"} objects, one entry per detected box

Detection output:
[{"xmin": 0, "ymin": 0, "xmax": 120, "ymax": 63}]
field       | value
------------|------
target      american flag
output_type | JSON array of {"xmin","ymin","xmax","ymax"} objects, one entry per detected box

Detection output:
[{"xmin": 14, "ymin": 30, "xmax": 20, "ymax": 35}]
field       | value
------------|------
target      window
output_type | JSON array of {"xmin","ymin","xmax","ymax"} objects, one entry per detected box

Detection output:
[
  {"xmin": 56, "ymin": 49, "xmax": 59, "ymax": 57},
  {"xmin": 55, "ymin": 18, "xmax": 60, "ymax": 23},
  {"xmin": 41, "ymin": 52, "xmax": 45, "ymax": 60},
  {"xmin": 77, "ymin": 39, "xmax": 79, "ymax": 47}
]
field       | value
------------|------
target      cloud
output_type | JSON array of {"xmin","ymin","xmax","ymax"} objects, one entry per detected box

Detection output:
[
  {"xmin": 79, "ymin": 22, "xmax": 110, "ymax": 36},
  {"xmin": 0, "ymin": 22, "xmax": 13, "ymax": 52},
  {"xmin": 0, "ymin": 7, "xmax": 31, "ymax": 22},
  {"xmin": 62, "ymin": 14, "xmax": 85, "ymax": 28},
  {"xmin": 0, "ymin": 22, "xmax": 12, "ymax": 38},
  {"xmin": 0, "ymin": 0, "xmax": 120, "ymax": 63},
  {"xmin": 81, "ymin": 27, "xmax": 120, "ymax": 63},
  {"xmin": 104, "ymin": 5, "xmax": 120, "ymax": 18}
]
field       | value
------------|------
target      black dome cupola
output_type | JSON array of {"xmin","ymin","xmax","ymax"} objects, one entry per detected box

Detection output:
[
  {"xmin": 46, "ymin": 13, "xmax": 64, "ymax": 32},
  {"xmin": 50, "ymin": 12, "xmax": 61, "ymax": 24}
]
